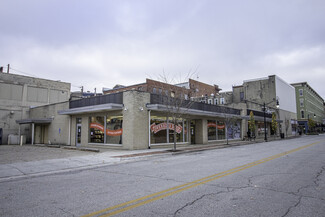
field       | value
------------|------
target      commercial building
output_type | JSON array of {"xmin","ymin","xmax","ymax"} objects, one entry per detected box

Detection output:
[
  {"xmin": 193, "ymin": 75, "xmax": 297, "ymax": 140},
  {"xmin": 0, "ymin": 71, "xmax": 70, "ymax": 144},
  {"xmin": 291, "ymin": 82, "xmax": 325, "ymax": 133},
  {"xmin": 57, "ymin": 90, "xmax": 243, "ymax": 149}
]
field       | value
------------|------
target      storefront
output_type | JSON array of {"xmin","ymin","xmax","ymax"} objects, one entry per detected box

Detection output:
[
  {"xmin": 207, "ymin": 119, "xmax": 241, "ymax": 141},
  {"xmin": 89, "ymin": 115, "xmax": 123, "ymax": 144},
  {"xmin": 149, "ymin": 115, "xmax": 188, "ymax": 145},
  {"xmin": 58, "ymin": 91, "xmax": 243, "ymax": 150}
]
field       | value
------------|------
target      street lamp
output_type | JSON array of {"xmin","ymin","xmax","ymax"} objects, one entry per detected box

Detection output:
[{"xmin": 263, "ymin": 100, "xmax": 277, "ymax": 142}]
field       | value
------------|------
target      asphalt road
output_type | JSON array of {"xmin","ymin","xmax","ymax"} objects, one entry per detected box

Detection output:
[{"xmin": 1, "ymin": 135, "xmax": 324, "ymax": 217}]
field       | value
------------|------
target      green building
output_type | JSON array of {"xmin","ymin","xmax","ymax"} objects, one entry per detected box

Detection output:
[{"xmin": 291, "ymin": 82, "xmax": 324, "ymax": 134}]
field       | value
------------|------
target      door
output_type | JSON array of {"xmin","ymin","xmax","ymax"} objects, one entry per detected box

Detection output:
[
  {"xmin": 0, "ymin": 128, "xmax": 2, "ymax": 145},
  {"xmin": 76, "ymin": 124, "xmax": 82, "ymax": 146},
  {"xmin": 190, "ymin": 121, "xmax": 195, "ymax": 144}
]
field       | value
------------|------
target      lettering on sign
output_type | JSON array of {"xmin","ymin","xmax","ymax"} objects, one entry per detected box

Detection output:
[
  {"xmin": 90, "ymin": 123, "xmax": 123, "ymax": 136},
  {"xmin": 150, "ymin": 122, "xmax": 183, "ymax": 134}
]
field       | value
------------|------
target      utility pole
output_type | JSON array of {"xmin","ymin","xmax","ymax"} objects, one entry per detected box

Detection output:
[{"xmin": 7, "ymin": 64, "xmax": 10, "ymax": 73}]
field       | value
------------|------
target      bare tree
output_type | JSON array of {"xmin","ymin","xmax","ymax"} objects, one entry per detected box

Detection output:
[{"xmin": 154, "ymin": 70, "xmax": 197, "ymax": 151}]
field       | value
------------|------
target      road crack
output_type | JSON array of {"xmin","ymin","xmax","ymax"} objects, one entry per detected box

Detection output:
[{"xmin": 173, "ymin": 191, "xmax": 229, "ymax": 217}]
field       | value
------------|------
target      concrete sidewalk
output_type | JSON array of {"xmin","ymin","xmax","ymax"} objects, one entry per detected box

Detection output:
[{"xmin": 0, "ymin": 139, "xmax": 264, "ymax": 183}]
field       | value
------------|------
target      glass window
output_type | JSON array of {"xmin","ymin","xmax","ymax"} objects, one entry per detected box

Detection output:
[
  {"xmin": 76, "ymin": 118, "xmax": 82, "ymax": 123},
  {"xmin": 300, "ymin": 99, "xmax": 304, "ymax": 107},
  {"xmin": 220, "ymin": 98, "xmax": 225, "ymax": 104},
  {"xmin": 153, "ymin": 88, "xmax": 157, "ymax": 94},
  {"xmin": 150, "ymin": 116, "xmax": 167, "ymax": 144},
  {"xmin": 168, "ymin": 118, "xmax": 184, "ymax": 143},
  {"xmin": 208, "ymin": 99, "xmax": 213, "ymax": 104},
  {"xmin": 217, "ymin": 121, "xmax": 225, "ymax": 140},
  {"xmin": 301, "ymin": 110, "xmax": 305, "ymax": 118},
  {"xmin": 299, "ymin": 89, "xmax": 303, "ymax": 96},
  {"xmin": 158, "ymin": 88, "xmax": 162, "ymax": 94},
  {"xmin": 171, "ymin": 91, "xmax": 175, "ymax": 98},
  {"xmin": 183, "ymin": 120, "xmax": 188, "ymax": 142},
  {"xmin": 89, "ymin": 116, "xmax": 104, "ymax": 143},
  {"xmin": 214, "ymin": 98, "xmax": 218, "ymax": 105},
  {"xmin": 208, "ymin": 120, "xmax": 216, "ymax": 140},
  {"xmin": 227, "ymin": 121, "xmax": 241, "ymax": 139},
  {"xmin": 150, "ymin": 116, "xmax": 187, "ymax": 144},
  {"xmin": 106, "ymin": 116, "xmax": 123, "ymax": 144},
  {"xmin": 240, "ymin": 92, "xmax": 244, "ymax": 101}
]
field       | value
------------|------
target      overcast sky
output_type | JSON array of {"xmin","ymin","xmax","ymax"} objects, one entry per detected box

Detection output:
[{"xmin": 1, "ymin": 0, "xmax": 325, "ymax": 98}]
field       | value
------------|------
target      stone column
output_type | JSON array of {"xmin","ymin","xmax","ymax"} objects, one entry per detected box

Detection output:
[
  {"xmin": 195, "ymin": 119, "xmax": 208, "ymax": 144},
  {"xmin": 122, "ymin": 91, "xmax": 150, "ymax": 150}
]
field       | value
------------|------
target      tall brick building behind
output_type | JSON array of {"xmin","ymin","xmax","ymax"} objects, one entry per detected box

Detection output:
[{"xmin": 103, "ymin": 78, "xmax": 221, "ymax": 99}]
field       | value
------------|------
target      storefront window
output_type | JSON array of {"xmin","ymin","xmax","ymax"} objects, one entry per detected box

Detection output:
[
  {"xmin": 106, "ymin": 116, "xmax": 123, "ymax": 144},
  {"xmin": 257, "ymin": 122, "xmax": 267, "ymax": 136},
  {"xmin": 150, "ymin": 116, "xmax": 187, "ymax": 144},
  {"xmin": 168, "ymin": 118, "xmax": 183, "ymax": 143},
  {"xmin": 217, "ymin": 121, "xmax": 225, "ymax": 140},
  {"xmin": 208, "ymin": 120, "xmax": 216, "ymax": 140},
  {"xmin": 183, "ymin": 120, "xmax": 188, "ymax": 142},
  {"xmin": 89, "ymin": 116, "xmax": 104, "ymax": 143},
  {"xmin": 150, "ymin": 116, "xmax": 167, "ymax": 144},
  {"xmin": 227, "ymin": 121, "xmax": 241, "ymax": 139}
]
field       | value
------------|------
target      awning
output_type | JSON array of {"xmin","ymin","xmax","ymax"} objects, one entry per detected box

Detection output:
[
  {"xmin": 147, "ymin": 104, "xmax": 243, "ymax": 119},
  {"xmin": 16, "ymin": 118, "xmax": 53, "ymax": 124},
  {"xmin": 58, "ymin": 103, "xmax": 123, "ymax": 115}
]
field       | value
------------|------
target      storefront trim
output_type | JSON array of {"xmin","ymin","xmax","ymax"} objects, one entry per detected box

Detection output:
[
  {"xmin": 147, "ymin": 104, "xmax": 242, "ymax": 119},
  {"xmin": 58, "ymin": 103, "xmax": 123, "ymax": 115}
]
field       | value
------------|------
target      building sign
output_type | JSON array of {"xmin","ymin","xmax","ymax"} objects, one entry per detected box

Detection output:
[
  {"xmin": 150, "ymin": 122, "xmax": 182, "ymax": 134},
  {"xmin": 217, "ymin": 125, "xmax": 225, "ymax": 129},
  {"xmin": 90, "ymin": 123, "xmax": 123, "ymax": 136},
  {"xmin": 208, "ymin": 122, "xmax": 225, "ymax": 129}
]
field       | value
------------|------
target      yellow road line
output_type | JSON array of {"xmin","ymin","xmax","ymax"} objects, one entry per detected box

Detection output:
[{"xmin": 82, "ymin": 141, "xmax": 321, "ymax": 217}]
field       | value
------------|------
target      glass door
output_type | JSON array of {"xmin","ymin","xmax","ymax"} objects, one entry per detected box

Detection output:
[{"xmin": 76, "ymin": 124, "xmax": 81, "ymax": 146}]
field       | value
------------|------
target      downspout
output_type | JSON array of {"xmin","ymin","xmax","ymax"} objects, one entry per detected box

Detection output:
[
  {"xmin": 68, "ymin": 116, "xmax": 71, "ymax": 145},
  {"xmin": 148, "ymin": 110, "xmax": 151, "ymax": 149},
  {"xmin": 31, "ymin": 123, "xmax": 35, "ymax": 145}
]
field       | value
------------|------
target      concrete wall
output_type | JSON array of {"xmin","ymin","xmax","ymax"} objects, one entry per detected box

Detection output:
[
  {"xmin": 30, "ymin": 102, "xmax": 70, "ymax": 145},
  {"xmin": 275, "ymin": 76, "xmax": 297, "ymax": 114},
  {"xmin": 195, "ymin": 119, "xmax": 208, "ymax": 144},
  {"xmin": 122, "ymin": 91, "xmax": 150, "ymax": 149},
  {"xmin": 0, "ymin": 72, "xmax": 71, "ymax": 144}
]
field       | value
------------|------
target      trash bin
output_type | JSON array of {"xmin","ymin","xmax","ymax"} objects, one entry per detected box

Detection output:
[{"xmin": 280, "ymin": 133, "xmax": 285, "ymax": 139}]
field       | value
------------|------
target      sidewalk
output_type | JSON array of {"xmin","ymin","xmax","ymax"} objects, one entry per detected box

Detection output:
[{"xmin": 0, "ymin": 139, "xmax": 264, "ymax": 183}]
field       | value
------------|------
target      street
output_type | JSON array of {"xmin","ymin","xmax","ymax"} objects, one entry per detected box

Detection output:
[{"xmin": 1, "ymin": 135, "xmax": 325, "ymax": 217}]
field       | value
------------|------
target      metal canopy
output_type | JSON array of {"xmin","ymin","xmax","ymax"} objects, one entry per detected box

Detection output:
[
  {"xmin": 58, "ymin": 103, "xmax": 123, "ymax": 115},
  {"xmin": 16, "ymin": 118, "xmax": 53, "ymax": 125}
]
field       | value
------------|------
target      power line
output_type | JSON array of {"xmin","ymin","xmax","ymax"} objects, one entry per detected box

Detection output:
[{"xmin": 9, "ymin": 67, "xmax": 38, "ymax": 77}]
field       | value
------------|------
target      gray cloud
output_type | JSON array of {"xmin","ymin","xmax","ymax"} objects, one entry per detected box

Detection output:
[{"xmin": 1, "ymin": 0, "xmax": 325, "ymax": 97}]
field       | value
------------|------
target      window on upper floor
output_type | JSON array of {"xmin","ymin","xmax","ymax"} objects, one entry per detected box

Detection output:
[
  {"xmin": 214, "ymin": 98, "xmax": 218, "ymax": 105},
  {"xmin": 153, "ymin": 87, "xmax": 157, "ymax": 94},
  {"xmin": 171, "ymin": 91, "xmax": 175, "ymax": 98},
  {"xmin": 240, "ymin": 92, "xmax": 244, "ymax": 101},
  {"xmin": 301, "ymin": 110, "xmax": 305, "ymax": 119},
  {"xmin": 300, "ymin": 99, "xmax": 304, "ymax": 107},
  {"xmin": 208, "ymin": 99, "xmax": 213, "ymax": 104},
  {"xmin": 220, "ymin": 98, "xmax": 225, "ymax": 105},
  {"xmin": 299, "ymin": 89, "xmax": 303, "ymax": 96}
]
